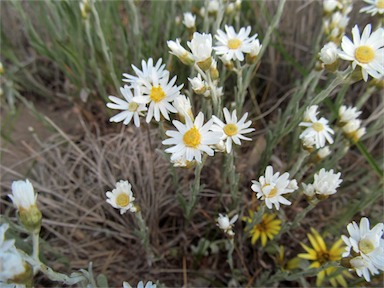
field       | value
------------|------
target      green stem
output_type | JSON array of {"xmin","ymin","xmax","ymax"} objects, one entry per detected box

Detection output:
[
  {"xmin": 289, "ymin": 149, "xmax": 310, "ymax": 178},
  {"xmin": 355, "ymin": 141, "xmax": 384, "ymax": 179},
  {"xmin": 186, "ymin": 158, "xmax": 205, "ymax": 221},
  {"xmin": 135, "ymin": 211, "xmax": 155, "ymax": 265}
]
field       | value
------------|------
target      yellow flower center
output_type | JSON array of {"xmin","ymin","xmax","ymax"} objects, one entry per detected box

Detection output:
[
  {"xmin": 359, "ymin": 239, "xmax": 375, "ymax": 254},
  {"xmin": 312, "ymin": 122, "xmax": 324, "ymax": 132},
  {"xmin": 228, "ymin": 39, "xmax": 242, "ymax": 50},
  {"xmin": 183, "ymin": 126, "xmax": 201, "ymax": 148},
  {"xmin": 128, "ymin": 102, "xmax": 139, "ymax": 112},
  {"xmin": 355, "ymin": 46, "xmax": 375, "ymax": 64},
  {"xmin": 377, "ymin": 0, "xmax": 384, "ymax": 9},
  {"xmin": 317, "ymin": 251, "xmax": 330, "ymax": 264},
  {"xmin": 116, "ymin": 193, "xmax": 130, "ymax": 207},
  {"xmin": 223, "ymin": 124, "xmax": 238, "ymax": 136},
  {"xmin": 150, "ymin": 86, "xmax": 166, "ymax": 103},
  {"xmin": 262, "ymin": 184, "xmax": 278, "ymax": 198}
]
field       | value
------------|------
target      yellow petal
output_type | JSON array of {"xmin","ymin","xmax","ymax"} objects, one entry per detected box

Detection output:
[
  {"xmin": 298, "ymin": 253, "xmax": 317, "ymax": 260},
  {"xmin": 261, "ymin": 233, "xmax": 267, "ymax": 247},
  {"xmin": 337, "ymin": 274, "xmax": 348, "ymax": 287},
  {"xmin": 252, "ymin": 229, "xmax": 260, "ymax": 245},
  {"xmin": 316, "ymin": 270, "xmax": 325, "ymax": 287},
  {"xmin": 308, "ymin": 228, "xmax": 327, "ymax": 252}
]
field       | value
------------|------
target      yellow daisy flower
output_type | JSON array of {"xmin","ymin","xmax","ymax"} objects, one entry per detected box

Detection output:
[
  {"xmin": 243, "ymin": 211, "xmax": 281, "ymax": 247},
  {"xmin": 298, "ymin": 228, "xmax": 351, "ymax": 287}
]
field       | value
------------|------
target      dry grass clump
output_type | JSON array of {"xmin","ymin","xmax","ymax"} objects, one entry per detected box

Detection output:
[{"xmin": 1, "ymin": 120, "xmax": 186, "ymax": 286}]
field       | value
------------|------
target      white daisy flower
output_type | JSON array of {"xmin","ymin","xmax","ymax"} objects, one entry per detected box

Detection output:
[
  {"xmin": 251, "ymin": 166, "xmax": 297, "ymax": 210},
  {"xmin": 360, "ymin": 0, "xmax": 384, "ymax": 16},
  {"xmin": 339, "ymin": 24, "xmax": 384, "ymax": 81},
  {"xmin": 8, "ymin": 179, "xmax": 36, "ymax": 211},
  {"xmin": 207, "ymin": 0, "xmax": 219, "ymax": 13},
  {"xmin": 338, "ymin": 105, "xmax": 366, "ymax": 142},
  {"xmin": 0, "ymin": 247, "xmax": 27, "ymax": 283},
  {"xmin": 167, "ymin": 39, "xmax": 194, "ymax": 65},
  {"xmin": 311, "ymin": 168, "xmax": 342, "ymax": 196},
  {"xmin": 188, "ymin": 74, "xmax": 207, "ymax": 95},
  {"xmin": 106, "ymin": 180, "xmax": 136, "ymax": 214},
  {"xmin": 162, "ymin": 112, "xmax": 222, "ymax": 163},
  {"xmin": 319, "ymin": 42, "xmax": 339, "ymax": 65},
  {"xmin": 123, "ymin": 281, "xmax": 156, "ymax": 288},
  {"xmin": 217, "ymin": 213, "xmax": 238, "ymax": 236},
  {"xmin": 182, "ymin": 12, "xmax": 196, "ymax": 29},
  {"xmin": 173, "ymin": 94, "xmax": 193, "ymax": 120},
  {"xmin": 303, "ymin": 105, "xmax": 319, "ymax": 122},
  {"xmin": 106, "ymin": 85, "xmax": 147, "ymax": 127},
  {"xmin": 339, "ymin": 105, "xmax": 362, "ymax": 123},
  {"xmin": 323, "ymin": 0, "xmax": 341, "ymax": 13},
  {"xmin": 299, "ymin": 111, "xmax": 334, "ymax": 149},
  {"xmin": 214, "ymin": 25, "xmax": 257, "ymax": 62},
  {"xmin": 349, "ymin": 255, "xmax": 380, "ymax": 282},
  {"xmin": 134, "ymin": 73, "xmax": 183, "ymax": 122},
  {"xmin": 248, "ymin": 38, "xmax": 262, "ymax": 58},
  {"xmin": 187, "ymin": 32, "xmax": 213, "ymax": 70},
  {"xmin": 341, "ymin": 217, "xmax": 384, "ymax": 281},
  {"xmin": 211, "ymin": 108, "xmax": 255, "ymax": 153},
  {"xmin": 317, "ymin": 146, "xmax": 331, "ymax": 159},
  {"xmin": 122, "ymin": 58, "xmax": 168, "ymax": 86}
]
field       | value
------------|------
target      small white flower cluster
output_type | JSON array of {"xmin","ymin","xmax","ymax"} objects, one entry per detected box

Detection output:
[
  {"xmin": 302, "ymin": 168, "xmax": 342, "ymax": 199},
  {"xmin": 0, "ymin": 224, "xmax": 27, "ymax": 286},
  {"xmin": 251, "ymin": 166, "xmax": 298, "ymax": 210},
  {"xmin": 107, "ymin": 58, "xmax": 186, "ymax": 127},
  {"xmin": 322, "ymin": 0, "xmax": 352, "ymax": 43},
  {"xmin": 163, "ymin": 107, "xmax": 254, "ymax": 164},
  {"xmin": 216, "ymin": 213, "xmax": 238, "ymax": 237},
  {"xmin": 341, "ymin": 217, "xmax": 384, "ymax": 282},
  {"xmin": 338, "ymin": 105, "xmax": 366, "ymax": 142},
  {"xmin": 299, "ymin": 105, "xmax": 334, "ymax": 150}
]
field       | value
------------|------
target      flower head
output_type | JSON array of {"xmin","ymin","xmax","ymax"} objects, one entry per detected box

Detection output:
[
  {"xmin": 339, "ymin": 24, "xmax": 384, "ymax": 81},
  {"xmin": 217, "ymin": 213, "xmax": 238, "ymax": 236},
  {"xmin": 173, "ymin": 95, "xmax": 193, "ymax": 121},
  {"xmin": 182, "ymin": 12, "xmax": 196, "ymax": 29},
  {"xmin": 167, "ymin": 39, "xmax": 194, "ymax": 65},
  {"xmin": 214, "ymin": 25, "xmax": 257, "ymax": 61},
  {"xmin": 0, "ymin": 224, "xmax": 29, "ymax": 285},
  {"xmin": 323, "ymin": 0, "xmax": 341, "ymax": 13},
  {"xmin": 338, "ymin": 105, "xmax": 366, "ymax": 142},
  {"xmin": 123, "ymin": 58, "xmax": 168, "ymax": 86},
  {"xmin": 243, "ymin": 211, "xmax": 281, "ymax": 247},
  {"xmin": 133, "ymin": 73, "xmax": 183, "ymax": 122},
  {"xmin": 211, "ymin": 108, "xmax": 255, "ymax": 153},
  {"xmin": 360, "ymin": 0, "xmax": 384, "ymax": 16},
  {"xmin": 188, "ymin": 74, "xmax": 207, "ymax": 95},
  {"xmin": 299, "ymin": 106, "xmax": 334, "ymax": 149},
  {"xmin": 8, "ymin": 180, "xmax": 36, "ymax": 212},
  {"xmin": 107, "ymin": 85, "xmax": 147, "ymax": 127},
  {"xmin": 251, "ymin": 166, "xmax": 297, "ymax": 210},
  {"xmin": 303, "ymin": 168, "xmax": 342, "ymax": 199},
  {"xmin": 298, "ymin": 228, "xmax": 349, "ymax": 287},
  {"xmin": 162, "ymin": 112, "xmax": 222, "ymax": 163},
  {"xmin": 106, "ymin": 180, "xmax": 137, "ymax": 214},
  {"xmin": 187, "ymin": 32, "xmax": 213, "ymax": 69},
  {"xmin": 319, "ymin": 42, "xmax": 339, "ymax": 65},
  {"xmin": 341, "ymin": 217, "xmax": 384, "ymax": 281}
]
